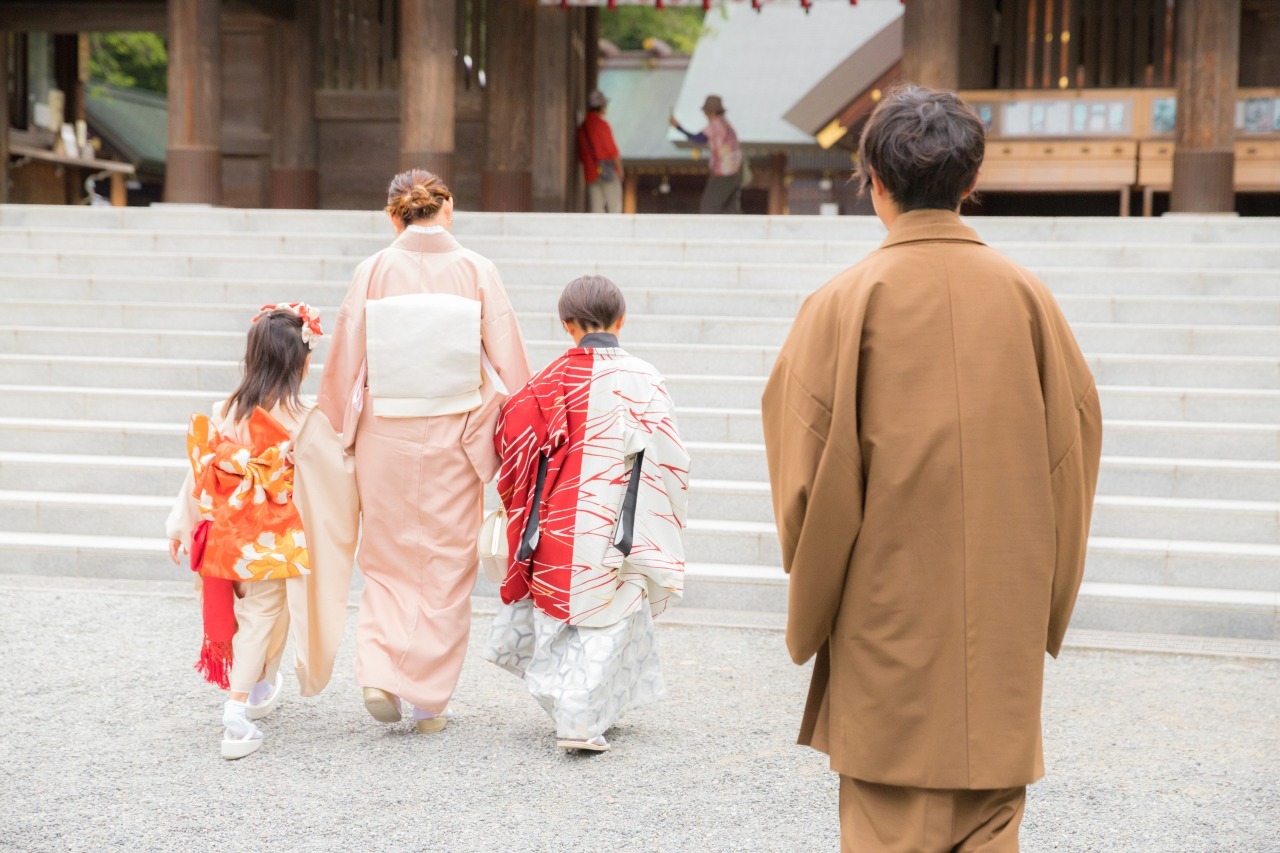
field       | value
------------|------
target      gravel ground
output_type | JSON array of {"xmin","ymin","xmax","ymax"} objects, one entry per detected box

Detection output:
[{"xmin": 1, "ymin": 576, "xmax": 1277, "ymax": 853}]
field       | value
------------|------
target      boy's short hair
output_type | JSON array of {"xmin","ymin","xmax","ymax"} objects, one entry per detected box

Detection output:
[
  {"xmin": 853, "ymin": 85, "xmax": 986, "ymax": 212},
  {"xmin": 558, "ymin": 275, "xmax": 626, "ymax": 331}
]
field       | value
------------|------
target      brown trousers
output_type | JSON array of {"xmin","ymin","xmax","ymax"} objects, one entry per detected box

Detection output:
[{"xmin": 840, "ymin": 777, "xmax": 1026, "ymax": 853}]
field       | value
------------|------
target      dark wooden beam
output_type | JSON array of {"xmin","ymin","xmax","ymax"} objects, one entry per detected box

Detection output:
[
  {"xmin": 400, "ymin": 0, "xmax": 456, "ymax": 183},
  {"xmin": 1171, "ymin": 0, "xmax": 1241, "ymax": 213},
  {"xmin": 235, "ymin": 0, "xmax": 295, "ymax": 20},
  {"xmin": 0, "ymin": 32, "xmax": 9, "ymax": 205},
  {"xmin": 269, "ymin": 0, "xmax": 316, "ymax": 208},
  {"xmin": 0, "ymin": 2, "xmax": 167, "ymax": 33},
  {"xmin": 482, "ymin": 0, "xmax": 535, "ymax": 211},
  {"xmin": 165, "ymin": 0, "xmax": 222, "ymax": 203}
]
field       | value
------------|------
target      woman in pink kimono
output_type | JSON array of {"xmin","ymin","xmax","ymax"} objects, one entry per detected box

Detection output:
[{"xmin": 318, "ymin": 170, "xmax": 531, "ymax": 734}]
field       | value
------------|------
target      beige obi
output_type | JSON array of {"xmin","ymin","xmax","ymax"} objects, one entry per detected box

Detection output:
[{"xmin": 365, "ymin": 293, "xmax": 483, "ymax": 418}]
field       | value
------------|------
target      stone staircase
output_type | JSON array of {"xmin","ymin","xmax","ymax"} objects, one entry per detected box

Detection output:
[{"xmin": 1, "ymin": 204, "xmax": 1278, "ymax": 642}]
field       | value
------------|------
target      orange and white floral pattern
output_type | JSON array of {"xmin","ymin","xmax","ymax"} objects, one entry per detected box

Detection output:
[{"xmin": 187, "ymin": 407, "xmax": 311, "ymax": 581}]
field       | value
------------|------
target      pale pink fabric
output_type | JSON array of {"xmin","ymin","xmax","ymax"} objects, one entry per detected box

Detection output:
[{"xmin": 318, "ymin": 228, "xmax": 531, "ymax": 713}]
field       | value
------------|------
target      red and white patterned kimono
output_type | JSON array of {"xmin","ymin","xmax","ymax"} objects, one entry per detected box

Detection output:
[{"xmin": 483, "ymin": 333, "xmax": 689, "ymax": 739}]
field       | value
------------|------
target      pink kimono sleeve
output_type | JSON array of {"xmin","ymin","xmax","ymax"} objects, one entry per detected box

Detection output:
[
  {"xmin": 479, "ymin": 263, "xmax": 532, "ymax": 392},
  {"xmin": 317, "ymin": 260, "xmax": 373, "ymax": 447}
]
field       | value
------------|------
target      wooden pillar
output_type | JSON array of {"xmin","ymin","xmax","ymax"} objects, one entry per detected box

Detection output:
[
  {"xmin": 0, "ymin": 32, "xmax": 9, "ymax": 205},
  {"xmin": 585, "ymin": 7, "xmax": 600, "ymax": 96},
  {"xmin": 532, "ymin": 4, "xmax": 571, "ymax": 212},
  {"xmin": 166, "ymin": 0, "xmax": 222, "ymax": 204},
  {"xmin": 767, "ymin": 153, "xmax": 788, "ymax": 216},
  {"xmin": 401, "ymin": 0, "xmax": 456, "ymax": 183},
  {"xmin": 269, "ymin": 3, "xmax": 317, "ymax": 208},
  {"xmin": 902, "ymin": 0, "xmax": 961, "ymax": 90},
  {"xmin": 958, "ymin": 0, "xmax": 996, "ymax": 90},
  {"xmin": 483, "ymin": 0, "xmax": 536, "ymax": 211},
  {"xmin": 1170, "ymin": 0, "xmax": 1240, "ymax": 213}
]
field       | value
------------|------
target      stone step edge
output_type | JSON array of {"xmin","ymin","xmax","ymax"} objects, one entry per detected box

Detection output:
[
  {"xmin": 5, "ymin": 447, "xmax": 1280, "ymax": 480},
  {"xmin": 10, "ymin": 351, "xmax": 1280, "ymax": 371},
  {"xmin": 6, "ymin": 265, "xmax": 1280, "ymax": 285},
  {"xmin": 6, "ymin": 486, "xmax": 1280, "ymax": 518},
  {"xmin": 2, "ymin": 532, "xmax": 1278, "ymax": 588},
  {"xmin": 5, "ymin": 413, "xmax": 1280, "ymax": 438},
  {"xmin": 8, "ymin": 314, "xmax": 1280, "ymax": 337},
  {"xmin": 0, "ymin": 573, "xmax": 1274, "ymax": 659}
]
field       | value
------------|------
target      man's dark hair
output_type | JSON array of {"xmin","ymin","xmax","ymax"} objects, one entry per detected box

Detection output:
[{"xmin": 853, "ymin": 85, "xmax": 986, "ymax": 212}]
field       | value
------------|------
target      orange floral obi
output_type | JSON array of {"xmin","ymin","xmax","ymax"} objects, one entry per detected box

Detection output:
[{"xmin": 187, "ymin": 407, "xmax": 309, "ymax": 581}]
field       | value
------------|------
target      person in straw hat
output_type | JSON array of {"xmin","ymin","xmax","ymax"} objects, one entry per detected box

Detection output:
[{"xmin": 669, "ymin": 94, "xmax": 744, "ymax": 214}]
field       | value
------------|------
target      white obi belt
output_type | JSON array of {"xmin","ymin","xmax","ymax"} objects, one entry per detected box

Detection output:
[{"xmin": 365, "ymin": 293, "xmax": 490, "ymax": 418}]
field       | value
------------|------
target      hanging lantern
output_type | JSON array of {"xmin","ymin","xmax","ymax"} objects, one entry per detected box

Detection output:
[
  {"xmin": 752, "ymin": 0, "xmax": 762, "ymax": 11},
  {"xmin": 703, "ymin": 0, "xmax": 712, "ymax": 9},
  {"xmin": 800, "ymin": 0, "xmax": 812, "ymax": 12}
]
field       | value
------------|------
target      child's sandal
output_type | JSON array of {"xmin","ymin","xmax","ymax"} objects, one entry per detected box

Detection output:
[
  {"xmin": 246, "ymin": 673, "xmax": 284, "ymax": 721},
  {"xmin": 221, "ymin": 726, "xmax": 263, "ymax": 760},
  {"xmin": 557, "ymin": 735, "xmax": 610, "ymax": 752}
]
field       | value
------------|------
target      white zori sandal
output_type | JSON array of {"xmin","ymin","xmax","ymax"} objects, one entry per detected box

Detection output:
[
  {"xmin": 246, "ymin": 673, "xmax": 284, "ymax": 721},
  {"xmin": 221, "ymin": 700, "xmax": 264, "ymax": 760},
  {"xmin": 557, "ymin": 735, "xmax": 610, "ymax": 752}
]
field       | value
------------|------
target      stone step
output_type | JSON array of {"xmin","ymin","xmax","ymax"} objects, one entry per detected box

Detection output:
[
  {"xmin": 2, "ymin": 413, "xmax": 1274, "ymax": 469},
  {"xmin": 9, "ymin": 265, "xmax": 1280, "ymax": 305},
  {"xmin": 1066, "ymin": 581, "xmax": 1280, "ymax": 640},
  {"xmin": 7, "ymin": 289, "xmax": 1280, "ymax": 333},
  {"xmin": 7, "ymin": 349, "xmax": 1278, "ymax": 392},
  {"xmin": 2, "ymin": 437, "xmax": 1275, "ymax": 507},
  {"xmin": 4, "ymin": 206, "xmax": 1280, "ymax": 245},
  {"xmin": 3, "ymin": 242, "xmax": 1280, "ymax": 286},
  {"xmin": 1, "ymin": 527, "xmax": 1272, "ymax": 639},
  {"xmin": 6, "ymin": 315, "xmax": 1280, "ymax": 358},
  {"xmin": 17, "ymin": 479, "xmax": 1280, "ymax": 550}
]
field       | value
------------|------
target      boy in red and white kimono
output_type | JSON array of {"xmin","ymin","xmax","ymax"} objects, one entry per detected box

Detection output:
[{"xmin": 484, "ymin": 275, "xmax": 690, "ymax": 752}]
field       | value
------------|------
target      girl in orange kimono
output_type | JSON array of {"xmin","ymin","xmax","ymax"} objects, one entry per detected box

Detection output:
[
  {"xmin": 167, "ymin": 304, "xmax": 359, "ymax": 760},
  {"xmin": 318, "ymin": 170, "xmax": 531, "ymax": 734}
]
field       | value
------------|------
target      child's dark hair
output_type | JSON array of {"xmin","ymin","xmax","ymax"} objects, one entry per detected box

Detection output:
[
  {"xmin": 225, "ymin": 309, "xmax": 309, "ymax": 422},
  {"xmin": 558, "ymin": 275, "xmax": 626, "ymax": 331},
  {"xmin": 853, "ymin": 85, "xmax": 986, "ymax": 212}
]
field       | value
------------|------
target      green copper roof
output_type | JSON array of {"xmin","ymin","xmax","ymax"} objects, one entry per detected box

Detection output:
[{"xmin": 85, "ymin": 81, "xmax": 167, "ymax": 175}]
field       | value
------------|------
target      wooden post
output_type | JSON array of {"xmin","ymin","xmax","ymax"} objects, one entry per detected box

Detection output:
[
  {"xmin": 902, "ymin": 0, "xmax": 961, "ymax": 89},
  {"xmin": 269, "ymin": 2, "xmax": 318, "ymax": 208},
  {"xmin": 623, "ymin": 170, "xmax": 638, "ymax": 214},
  {"xmin": 767, "ymin": 153, "xmax": 788, "ymax": 216},
  {"xmin": 401, "ymin": 0, "xmax": 456, "ymax": 183},
  {"xmin": 532, "ymin": 4, "xmax": 570, "ymax": 212},
  {"xmin": 0, "ymin": 32, "xmax": 9, "ymax": 205},
  {"xmin": 1170, "ymin": 0, "xmax": 1240, "ymax": 213},
  {"xmin": 166, "ymin": 0, "xmax": 222, "ymax": 204},
  {"xmin": 482, "ymin": 0, "xmax": 536, "ymax": 211},
  {"xmin": 110, "ymin": 172, "xmax": 127, "ymax": 207}
]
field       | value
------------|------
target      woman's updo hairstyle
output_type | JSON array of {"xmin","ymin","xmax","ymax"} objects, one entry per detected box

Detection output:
[{"xmin": 385, "ymin": 169, "xmax": 453, "ymax": 226}]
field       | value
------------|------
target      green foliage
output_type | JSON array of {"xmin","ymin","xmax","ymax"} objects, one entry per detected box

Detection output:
[
  {"xmin": 88, "ymin": 33, "xmax": 168, "ymax": 93},
  {"xmin": 600, "ymin": 6, "xmax": 706, "ymax": 54}
]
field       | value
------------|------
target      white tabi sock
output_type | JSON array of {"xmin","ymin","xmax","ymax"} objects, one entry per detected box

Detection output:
[
  {"xmin": 223, "ymin": 700, "xmax": 260, "ymax": 740},
  {"xmin": 411, "ymin": 705, "xmax": 438, "ymax": 721},
  {"xmin": 248, "ymin": 679, "xmax": 274, "ymax": 706}
]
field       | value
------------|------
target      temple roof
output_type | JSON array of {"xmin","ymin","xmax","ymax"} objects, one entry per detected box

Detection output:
[
  {"xmin": 668, "ymin": 0, "xmax": 902, "ymax": 148},
  {"xmin": 85, "ymin": 82, "xmax": 167, "ymax": 176}
]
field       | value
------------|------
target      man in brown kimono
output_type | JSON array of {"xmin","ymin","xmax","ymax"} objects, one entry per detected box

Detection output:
[{"xmin": 762, "ymin": 86, "xmax": 1102, "ymax": 852}]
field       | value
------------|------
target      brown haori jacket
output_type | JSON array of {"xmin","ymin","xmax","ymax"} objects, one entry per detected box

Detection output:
[{"xmin": 762, "ymin": 210, "xmax": 1103, "ymax": 790}]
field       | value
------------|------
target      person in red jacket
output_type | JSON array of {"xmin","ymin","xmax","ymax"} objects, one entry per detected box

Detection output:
[{"xmin": 578, "ymin": 90, "xmax": 624, "ymax": 214}]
